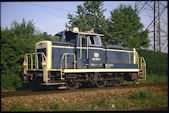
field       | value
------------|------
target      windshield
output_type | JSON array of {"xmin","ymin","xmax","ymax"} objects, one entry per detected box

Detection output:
[{"xmin": 94, "ymin": 36, "xmax": 101, "ymax": 45}]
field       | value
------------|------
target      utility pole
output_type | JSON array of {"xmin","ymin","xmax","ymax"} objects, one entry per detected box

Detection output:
[
  {"xmin": 158, "ymin": 1, "xmax": 161, "ymax": 52},
  {"xmin": 134, "ymin": 1, "xmax": 167, "ymax": 52},
  {"xmin": 154, "ymin": 1, "xmax": 156, "ymax": 51}
]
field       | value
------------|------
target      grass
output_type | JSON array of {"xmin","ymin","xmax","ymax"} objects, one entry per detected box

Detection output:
[
  {"xmin": 131, "ymin": 90, "xmax": 152, "ymax": 100},
  {"xmin": 124, "ymin": 74, "xmax": 168, "ymax": 85},
  {"xmin": 107, "ymin": 90, "xmax": 168, "ymax": 111},
  {"xmin": 4, "ymin": 90, "xmax": 168, "ymax": 111},
  {"xmin": 143, "ymin": 74, "xmax": 168, "ymax": 83},
  {"xmin": 9, "ymin": 103, "xmax": 39, "ymax": 112}
]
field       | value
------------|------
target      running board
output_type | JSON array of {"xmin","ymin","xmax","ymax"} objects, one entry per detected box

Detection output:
[
  {"xmin": 63, "ymin": 69, "xmax": 139, "ymax": 73},
  {"xmin": 41, "ymin": 82, "xmax": 65, "ymax": 85}
]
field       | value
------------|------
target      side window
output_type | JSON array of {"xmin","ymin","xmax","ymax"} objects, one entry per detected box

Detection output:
[
  {"xmin": 94, "ymin": 36, "xmax": 101, "ymax": 45},
  {"xmin": 65, "ymin": 32, "xmax": 76, "ymax": 43}
]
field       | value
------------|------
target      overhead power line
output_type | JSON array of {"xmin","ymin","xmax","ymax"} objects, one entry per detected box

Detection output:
[
  {"xmin": 21, "ymin": 2, "xmax": 75, "ymax": 13},
  {"xmin": 137, "ymin": 1, "xmax": 148, "ymax": 14},
  {"xmin": 146, "ymin": 5, "xmax": 167, "ymax": 30}
]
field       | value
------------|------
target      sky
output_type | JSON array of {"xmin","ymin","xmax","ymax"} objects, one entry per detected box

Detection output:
[{"xmin": 1, "ymin": 1, "xmax": 168, "ymax": 52}]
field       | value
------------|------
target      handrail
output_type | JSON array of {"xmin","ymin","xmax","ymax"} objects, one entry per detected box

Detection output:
[
  {"xmin": 135, "ymin": 52, "xmax": 139, "ymax": 68},
  {"xmin": 60, "ymin": 53, "xmax": 76, "ymax": 70},
  {"xmin": 135, "ymin": 51, "xmax": 146, "ymax": 80},
  {"xmin": 79, "ymin": 36, "xmax": 82, "ymax": 59},
  {"xmin": 140, "ymin": 57, "xmax": 146, "ymax": 79},
  {"xmin": 136, "ymin": 57, "xmax": 146, "ymax": 80},
  {"xmin": 23, "ymin": 52, "xmax": 46, "ymax": 71},
  {"xmin": 60, "ymin": 53, "xmax": 76, "ymax": 80}
]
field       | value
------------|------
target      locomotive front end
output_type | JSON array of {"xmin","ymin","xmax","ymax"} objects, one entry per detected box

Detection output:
[{"xmin": 22, "ymin": 41, "xmax": 52, "ymax": 87}]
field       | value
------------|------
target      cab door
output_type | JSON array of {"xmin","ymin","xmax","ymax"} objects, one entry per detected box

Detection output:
[
  {"xmin": 76, "ymin": 35, "xmax": 89, "ymax": 69},
  {"xmin": 88, "ymin": 36, "xmax": 104, "ymax": 68}
]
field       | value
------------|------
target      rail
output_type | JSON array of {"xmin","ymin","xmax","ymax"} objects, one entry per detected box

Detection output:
[
  {"xmin": 60, "ymin": 53, "xmax": 76, "ymax": 69},
  {"xmin": 139, "ymin": 57, "xmax": 146, "ymax": 80},
  {"xmin": 135, "ymin": 52, "xmax": 146, "ymax": 80},
  {"xmin": 60, "ymin": 53, "xmax": 76, "ymax": 79}
]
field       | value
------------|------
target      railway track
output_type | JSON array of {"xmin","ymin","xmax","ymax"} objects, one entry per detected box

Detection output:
[{"xmin": 1, "ymin": 82, "xmax": 168, "ymax": 98}]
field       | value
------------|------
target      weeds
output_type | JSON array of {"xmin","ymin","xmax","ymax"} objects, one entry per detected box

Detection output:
[
  {"xmin": 124, "ymin": 74, "xmax": 168, "ymax": 85},
  {"xmin": 3, "ymin": 90, "xmax": 168, "ymax": 111},
  {"xmin": 131, "ymin": 90, "xmax": 152, "ymax": 100},
  {"xmin": 9, "ymin": 103, "xmax": 38, "ymax": 112},
  {"xmin": 97, "ymin": 97, "xmax": 106, "ymax": 107},
  {"xmin": 49, "ymin": 102, "xmax": 62, "ymax": 111}
]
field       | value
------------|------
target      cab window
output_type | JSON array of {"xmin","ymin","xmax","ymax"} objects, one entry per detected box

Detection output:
[
  {"xmin": 89, "ymin": 36, "xmax": 101, "ymax": 46},
  {"xmin": 65, "ymin": 31, "xmax": 76, "ymax": 43},
  {"xmin": 94, "ymin": 36, "xmax": 101, "ymax": 45}
]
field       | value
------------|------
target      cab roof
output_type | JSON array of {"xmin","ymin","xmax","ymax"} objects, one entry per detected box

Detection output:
[
  {"xmin": 71, "ymin": 31, "xmax": 104, "ymax": 36},
  {"xmin": 55, "ymin": 28, "xmax": 104, "ymax": 37}
]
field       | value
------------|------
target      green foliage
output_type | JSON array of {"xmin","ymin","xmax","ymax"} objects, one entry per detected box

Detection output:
[
  {"xmin": 67, "ymin": 1, "xmax": 109, "ymax": 44},
  {"xmin": 131, "ymin": 90, "xmax": 152, "ymax": 100},
  {"xmin": 11, "ymin": 18, "xmax": 36, "ymax": 36},
  {"xmin": 96, "ymin": 96, "xmax": 106, "ymax": 107},
  {"xmin": 1, "ymin": 19, "xmax": 57, "ymax": 90},
  {"xmin": 145, "ymin": 74, "xmax": 168, "ymax": 83},
  {"xmin": 129, "ymin": 91, "xmax": 168, "ymax": 109},
  {"xmin": 108, "ymin": 91, "xmax": 168, "ymax": 111},
  {"xmin": 108, "ymin": 4, "xmax": 150, "ymax": 48},
  {"xmin": 9, "ymin": 103, "xmax": 38, "ymax": 112},
  {"xmin": 124, "ymin": 74, "xmax": 168, "ymax": 84},
  {"xmin": 49, "ymin": 102, "xmax": 63, "ymax": 111},
  {"xmin": 1, "ymin": 72, "xmax": 21, "ymax": 90},
  {"xmin": 151, "ymin": 92, "xmax": 168, "ymax": 107},
  {"xmin": 67, "ymin": 2, "xmax": 150, "ymax": 48},
  {"xmin": 2, "ymin": 91, "xmax": 168, "ymax": 111},
  {"xmin": 109, "ymin": 97, "xmax": 131, "ymax": 110},
  {"xmin": 137, "ymin": 49, "xmax": 168, "ymax": 76}
]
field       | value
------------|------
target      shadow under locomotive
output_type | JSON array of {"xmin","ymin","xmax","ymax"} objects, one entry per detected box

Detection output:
[{"xmin": 22, "ymin": 27, "xmax": 146, "ymax": 90}]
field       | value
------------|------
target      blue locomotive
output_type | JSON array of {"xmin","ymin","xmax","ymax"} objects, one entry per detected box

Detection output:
[{"xmin": 23, "ymin": 27, "xmax": 146, "ymax": 89}]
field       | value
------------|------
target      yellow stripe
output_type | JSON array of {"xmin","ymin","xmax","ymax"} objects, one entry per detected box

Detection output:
[
  {"xmin": 105, "ymin": 49, "xmax": 134, "ymax": 53},
  {"xmin": 52, "ymin": 45, "xmax": 134, "ymax": 53},
  {"xmin": 52, "ymin": 46, "xmax": 74, "ymax": 49},
  {"xmin": 63, "ymin": 69, "xmax": 139, "ymax": 73}
]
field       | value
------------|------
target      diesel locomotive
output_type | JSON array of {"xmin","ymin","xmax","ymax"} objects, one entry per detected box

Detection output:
[{"xmin": 22, "ymin": 27, "xmax": 146, "ymax": 89}]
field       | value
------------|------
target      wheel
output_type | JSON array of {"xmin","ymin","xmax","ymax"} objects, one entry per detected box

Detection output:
[
  {"xmin": 96, "ymin": 79, "xmax": 106, "ymax": 88},
  {"xmin": 112, "ymin": 74, "xmax": 124, "ymax": 87},
  {"xmin": 93, "ymin": 72, "xmax": 106, "ymax": 88},
  {"xmin": 66, "ymin": 80, "xmax": 80, "ymax": 90},
  {"xmin": 112, "ymin": 80, "xmax": 120, "ymax": 87}
]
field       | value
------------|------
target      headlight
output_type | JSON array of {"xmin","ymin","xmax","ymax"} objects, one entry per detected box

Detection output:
[
  {"xmin": 23, "ymin": 62, "xmax": 27, "ymax": 66},
  {"xmin": 42, "ymin": 61, "xmax": 46, "ymax": 66}
]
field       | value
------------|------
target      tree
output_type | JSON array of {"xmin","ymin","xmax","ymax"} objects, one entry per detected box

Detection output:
[
  {"xmin": 1, "ymin": 19, "xmax": 56, "ymax": 90},
  {"xmin": 67, "ymin": 1, "xmax": 109, "ymax": 44},
  {"xmin": 40, "ymin": 32, "xmax": 59, "ymax": 42},
  {"xmin": 11, "ymin": 18, "xmax": 36, "ymax": 36},
  {"xmin": 108, "ymin": 4, "xmax": 150, "ymax": 48}
]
